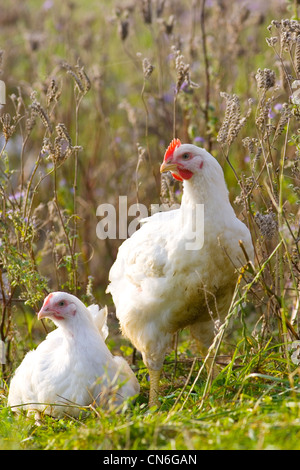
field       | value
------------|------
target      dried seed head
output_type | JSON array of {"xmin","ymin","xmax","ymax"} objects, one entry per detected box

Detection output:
[
  {"xmin": 75, "ymin": 63, "xmax": 91, "ymax": 93},
  {"xmin": 9, "ymin": 92, "xmax": 23, "ymax": 119},
  {"xmin": 141, "ymin": 0, "xmax": 152, "ymax": 24},
  {"xmin": 242, "ymin": 137, "xmax": 262, "ymax": 168},
  {"xmin": 156, "ymin": 0, "xmax": 165, "ymax": 17},
  {"xmin": 86, "ymin": 275, "xmax": 95, "ymax": 303},
  {"xmin": 255, "ymin": 96, "xmax": 272, "ymax": 132},
  {"xmin": 273, "ymin": 103, "xmax": 292, "ymax": 141},
  {"xmin": 142, "ymin": 57, "xmax": 154, "ymax": 78},
  {"xmin": 217, "ymin": 92, "xmax": 237, "ymax": 145},
  {"xmin": 60, "ymin": 61, "xmax": 90, "ymax": 95},
  {"xmin": 266, "ymin": 37, "xmax": 278, "ymax": 47},
  {"xmin": 41, "ymin": 137, "xmax": 54, "ymax": 157},
  {"xmin": 255, "ymin": 211, "xmax": 278, "ymax": 239},
  {"xmin": 163, "ymin": 15, "xmax": 175, "ymax": 35},
  {"xmin": 281, "ymin": 30, "xmax": 293, "ymax": 51},
  {"xmin": 118, "ymin": 19, "xmax": 129, "ymax": 41},
  {"xmin": 242, "ymin": 136, "xmax": 260, "ymax": 155},
  {"xmin": 270, "ymin": 20, "xmax": 280, "ymax": 29},
  {"xmin": 171, "ymin": 46, "xmax": 199, "ymax": 94},
  {"xmin": 26, "ymin": 108, "xmax": 37, "ymax": 134},
  {"xmin": 255, "ymin": 68, "xmax": 276, "ymax": 91},
  {"xmin": 217, "ymin": 93, "xmax": 252, "ymax": 146},
  {"xmin": 53, "ymin": 135, "xmax": 69, "ymax": 161},
  {"xmin": 46, "ymin": 79, "xmax": 61, "ymax": 107},
  {"xmin": 268, "ymin": 19, "xmax": 300, "ymax": 53},
  {"xmin": 115, "ymin": 5, "xmax": 131, "ymax": 42},
  {"xmin": 174, "ymin": 49, "xmax": 190, "ymax": 93},
  {"xmin": 0, "ymin": 113, "xmax": 15, "ymax": 141},
  {"xmin": 136, "ymin": 142, "xmax": 146, "ymax": 163},
  {"xmin": 30, "ymin": 94, "xmax": 53, "ymax": 134},
  {"xmin": 56, "ymin": 123, "xmax": 72, "ymax": 146},
  {"xmin": 253, "ymin": 146, "xmax": 262, "ymax": 165},
  {"xmin": 295, "ymin": 35, "xmax": 300, "ymax": 76},
  {"xmin": 42, "ymin": 124, "xmax": 81, "ymax": 163}
]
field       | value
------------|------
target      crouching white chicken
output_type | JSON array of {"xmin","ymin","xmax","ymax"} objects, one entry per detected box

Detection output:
[
  {"xmin": 8, "ymin": 292, "xmax": 140, "ymax": 418},
  {"xmin": 107, "ymin": 138, "xmax": 254, "ymax": 407}
]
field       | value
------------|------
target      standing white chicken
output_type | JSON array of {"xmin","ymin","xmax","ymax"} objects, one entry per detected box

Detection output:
[
  {"xmin": 107, "ymin": 138, "xmax": 254, "ymax": 406},
  {"xmin": 8, "ymin": 292, "xmax": 139, "ymax": 418}
]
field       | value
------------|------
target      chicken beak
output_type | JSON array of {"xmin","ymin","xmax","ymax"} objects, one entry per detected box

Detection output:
[
  {"xmin": 37, "ymin": 307, "xmax": 48, "ymax": 320},
  {"xmin": 160, "ymin": 161, "xmax": 178, "ymax": 173}
]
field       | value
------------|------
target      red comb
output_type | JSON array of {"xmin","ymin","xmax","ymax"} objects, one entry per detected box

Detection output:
[
  {"xmin": 43, "ymin": 293, "xmax": 54, "ymax": 307},
  {"xmin": 163, "ymin": 138, "xmax": 181, "ymax": 162}
]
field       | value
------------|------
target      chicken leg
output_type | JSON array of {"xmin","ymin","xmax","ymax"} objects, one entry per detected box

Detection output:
[{"xmin": 148, "ymin": 368, "xmax": 162, "ymax": 407}]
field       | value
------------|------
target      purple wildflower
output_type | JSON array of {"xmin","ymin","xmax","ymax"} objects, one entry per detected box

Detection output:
[{"xmin": 194, "ymin": 136, "xmax": 205, "ymax": 145}]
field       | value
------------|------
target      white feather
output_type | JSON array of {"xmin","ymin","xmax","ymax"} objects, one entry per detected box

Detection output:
[
  {"xmin": 107, "ymin": 144, "xmax": 254, "ymax": 372},
  {"xmin": 87, "ymin": 304, "xmax": 109, "ymax": 341},
  {"xmin": 8, "ymin": 293, "xmax": 139, "ymax": 418}
]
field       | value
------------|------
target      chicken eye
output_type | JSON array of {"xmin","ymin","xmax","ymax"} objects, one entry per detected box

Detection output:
[
  {"xmin": 58, "ymin": 301, "xmax": 65, "ymax": 307},
  {"xmin": 182, "ymin": 153, "xmax": 190, "ymax": 160}
]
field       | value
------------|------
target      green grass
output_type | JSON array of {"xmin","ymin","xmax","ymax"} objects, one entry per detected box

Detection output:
[
  {"xmin": 1, "ymin": 337, "xmax": 300, "ymax": 450},
  {"xmin": 1, "ymin": 372, "xmax": 300, "ymax": 450}
]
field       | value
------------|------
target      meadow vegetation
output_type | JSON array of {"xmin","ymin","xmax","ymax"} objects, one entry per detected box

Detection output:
[{"xmin": 0, "ymin": 0, "xmax": 300, "ymax": 450}]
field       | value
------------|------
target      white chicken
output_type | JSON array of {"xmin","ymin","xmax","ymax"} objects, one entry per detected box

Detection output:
[
  {"xmin": 7, "ymin": 292, "xmax": 140, "ymax": 418},
  {"xmin": 107, "ymin": 138, "xmax": 254, "ymax": 406}
]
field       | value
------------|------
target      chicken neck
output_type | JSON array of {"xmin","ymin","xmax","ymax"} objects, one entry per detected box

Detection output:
[{"xmin": 181, "ymin": 170, "xmax": 234, "ymax": 220}]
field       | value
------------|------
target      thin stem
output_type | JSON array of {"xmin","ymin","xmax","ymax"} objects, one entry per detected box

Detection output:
[
  {"xmin": 23, "ymin": 153, "xmax": 42, "ymax": 223},
  {"xmin": 199, "ymin": 0, "xmax": 212, "ymax": 152},
  {"xmin": 141, "ymin": 74, "xmax": 160, "ymax": 196},
  {"xmin": 294, "ymin": 0, "xmax": 299, "ymax": 20},
  {"xmin": 277, "ymin": 119, "xmax": 295, "ymax": 391},
  {"xmin": 20, "ymin": 134, "xmax": 29, "ymax": 192},
  {"xmin": 173, "ymin": 94, "xmax": 177, "ymax": 138},
  {"xmin": 71, "ymin": 96, "xmax": 82, "ymax": 293},
  {"xmin": 53, "ymin": 162, "xmax": 77, "ymax": 293}
]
